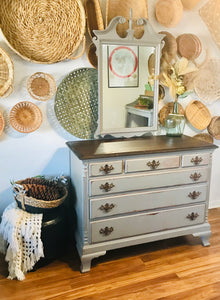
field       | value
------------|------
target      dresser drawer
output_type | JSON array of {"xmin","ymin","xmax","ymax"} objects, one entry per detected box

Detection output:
[
  {"xmin": 182, "ymin": 153, "xmax": 210, "ymax": 167},
  {"xmin": 90, "ymin": 183, "xmax": 208, "ymax": 219},
  {"xmin": 126, "ymin": 155, "xmax": 180, "ymax": 173},
  {"xmin": 90, "ymin": 204, "xmax": 205, "ymax": 243},
  {"xmin": 89, "ymin": 160, "xmax": 123, "ymax": 176},
  {"xmin": 89, "ymin": 167, "xmax": 209, "ymax": 196}
]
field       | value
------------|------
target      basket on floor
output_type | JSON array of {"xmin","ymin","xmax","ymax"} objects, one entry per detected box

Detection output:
[
  {"xmin": 185, "ymin": 100, "xmax": 211, "ymax": 130},
  {"xmin": 0, "ymin": 47, "xmax": 14, "ymax": 97},
  {"xmin": 0, "ymin": 0, "xmax": 86, "ymax": 63},
  {"xmin": 13, "ymin": 177, "xmax": 68, "ymax": 213}
]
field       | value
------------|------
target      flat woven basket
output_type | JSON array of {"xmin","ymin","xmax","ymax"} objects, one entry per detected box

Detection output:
[
  {"xmin": 13, "ymin": 177, "xmax": 68, "ymax": 212},
  {"xmin": 106, "ymin": 0, "xmax": 148, "ymax": 38},
  {"xmin": 54, "ymin": 68, "xmax": 98, "ymax": 139},
  {"xmin": 9, "ymin": 101, "xmax": 42, "ymax": 133},
  {"xmin": 193, "ymin": 59, "xmax": 220, "ymax": 104},
  {"xmin": 0, "ymin": 47, "xmax": 14, "ymax": 97},
  {"xmin": 185, "ymin": 100, "xmax": 211, "ymax": 130},
  {"xmin": 0, "ymin": 110, "xmax": 5, "ymax": 136},
  {"xmin": 85, "ymin": 0, "xmax": 104, "ymax": 40},
  {"xmin": 207, "ymin": 116, "xmax": 220, "ymax": 140},
  {"xmin": 27, "ymin": 72, "xmax": 57, "ymax": 101},
  {"xmin": 0, "ymin": 0, "xmax": 86, "ymax": 64}
]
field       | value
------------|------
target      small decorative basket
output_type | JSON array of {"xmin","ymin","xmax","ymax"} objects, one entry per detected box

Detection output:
[
  {"xmin": 159, "ymin": 102, "xmax": 184, "ymax": 126},
  {"xmin": 85, "ymin": 0, "xmax": 104, "ymax": 40},
  {"xmin": 207, "ymin": 116, "xmax": 220, "ymax": 140},
  {"xmin": 13, "ymin": 177, "xmax": 68, "ymax": 213},
  {"xmin": 9, "ymin": 101, "xmax": 42, "ymax": 133},
  {"xmin": 27, "ymin": 72, "xmax": 57, "ymax": 101},
  {"xmin": 194, "ymin": 133, "xmax": 214, "ymax": 144},
  {"xmin": 176, "ymin": 33, "xmax": 202, "ymax": 60},
  {"xmin": 0, "ymin": 0, "xmax": 86, "ymax": 63},
  {"xmin": 87, "ymin": 43, "xmax": 98, "ymax": 69},
  {"xmin": 0, "ymin": 110, "xmax": 5, "ymax": 136},
  {"xmin": 0, "ymin": 47, "xmax": 14, "ymax": 97},
  {"xmin": 185, "ymin": 100, "xmax": 211, "ymax": 130},
  {"xmin": 155, "ymin": 0, "xmax": 183, "ymax": 28}
]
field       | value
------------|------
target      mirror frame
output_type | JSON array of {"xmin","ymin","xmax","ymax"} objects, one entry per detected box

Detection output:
[{"xmin": 93, "ymin": 16, "xmax": 165, "ymax": 138}]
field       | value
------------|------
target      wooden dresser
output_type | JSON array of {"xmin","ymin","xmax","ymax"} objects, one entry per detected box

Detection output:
[{"xmin": 66, "ymin": 135, "xmax": 217, "ymax": 272}]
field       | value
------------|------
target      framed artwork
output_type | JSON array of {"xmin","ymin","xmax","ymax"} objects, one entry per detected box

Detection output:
[{"xmin": 108, "ymin": 45, "xmax": 139, "ymax": 88}]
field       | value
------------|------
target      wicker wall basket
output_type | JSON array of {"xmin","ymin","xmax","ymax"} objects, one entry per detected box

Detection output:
[
  {"xmin": 9, "ymin": 101, "xmax": 42, "ymax": 133},
  {"xmin": 0, "ymin": 47, "xmax": 14, "ymax": 97},
  {"xmin": 194, "ymin": 133, "xmax": 214, "ymax": 144},
  {"xmin": 13, "ymin": 177, "xmax": 68, "ymax": 213},
  {"xmin": 27, "ymin": 72, "xmax": 57, "ymax": 101},
  {"xmin": 185, "ymin": 100, "xmax": 211, "ymax": 130},
  {"xmin": 207, "ymin": 116, "xmax": 220, "ymax": 140},
  {"xmin": 0, "ymin": 110, "xmax": 5, "ymax": 136},
  {"xmin": 85, "ymin": 0, "xmax": 104, "ymax": 40},
  {"xmin": 0, "ymin": 0, "xmax": 86, "ymax": 64},
  {"xmin": 159, "ymin": 102, "xmax": 184, "ymax": 126}
]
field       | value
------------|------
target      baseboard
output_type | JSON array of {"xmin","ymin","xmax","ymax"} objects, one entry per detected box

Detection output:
[{"xmin": 209, "ymin": 200, "xmax": 220, "ymax": 209}]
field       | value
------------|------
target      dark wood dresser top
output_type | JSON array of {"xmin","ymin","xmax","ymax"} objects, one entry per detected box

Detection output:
[{"xmin": 66, "ymin": 135, "xmax": 218, "ymax": 160}]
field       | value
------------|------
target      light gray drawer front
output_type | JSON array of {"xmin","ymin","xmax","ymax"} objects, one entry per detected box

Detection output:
[
  {"xmin": 89, "ymin": 167, "xmax": 209, "ymax": 196},
  {"xmin": 90, "ymin": 204, "xmax": 205, "ymax": 243},
  {"xmin": 182, "ymin": 153, "xmax": 210, "ymax": 167},
  {"xmin": 90, "ymin": 183, "xmax": 208, "ymax": 219},
  {"xmin": 89, "ymin": 160, "xmax": 123, "ymax": 177},
  {"xmin": 126, "ymin": 155, "xmax": 180, "ymax": 173}
]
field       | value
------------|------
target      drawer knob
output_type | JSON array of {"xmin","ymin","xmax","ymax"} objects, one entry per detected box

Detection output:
[
  {"xmin": 99, "ymin": 164, "xmax": 114, "ymax": 174},
  {"xmin": 99, "ymin": 203, "xmax": 115, "ymax": 212},
  {"xmin": 147, "ymin": 160, "xmax": 160, "ymax": 169},
  {"xmin": 187, "ymin": 212, "xmax": 199, "ymax": 221},
  {"xmin": 100, "ymin": 182, "xmax": 115, "ymax": 192},
  {"xmin": 188, "ymin": 191, "xmax": 201, "ymax": 199},
  {"xmin": 99, "ymin": 226, "xmax": 114, "ymax": 236},
  {"xmin": 191, "ymin": 156, "xmax": 203, "ymax": 165},
  {"xmin": 190, "ymin": 172, "xmax": 201, "ymax": 181}
]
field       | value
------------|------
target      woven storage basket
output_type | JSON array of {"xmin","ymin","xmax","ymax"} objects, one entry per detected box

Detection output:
[
  {"xmin": 0, "ymin": 0, "xmax": 86, "ymax": 64},
  {"xmin": 27, "ymin": 72, "xmax": 57, "ymax": 101},
  {"xmin": 0, "ymin": 110, "xmax": 5, "ymax": 136},
  {"xmin": 106, "ymin": 0, "xmax": 148, "ymax": 38},
  {"xmin": 9, "ymin": 101, "xmax": 42, "ymax": 133},
  {"xmin": 85, "ymin": 0, "xmax": 104, "ymax": 40},
  {"xmin": 159, "ymin": 102, "xmax": 184, "ymax": 126},
  {"xmin": 0, "ymin": 47, "xmax": 14, "ymax": 97},
  {"xmin": 194, "ymin": 133, "xmax": 214, "ymax": 144},
  {"xmin": 13, "ymin": 177, "xmax": 68, "ymax": 213},
  {"xmin": 207, "ymin": 116, "xmax": 220, "ymax": 140},
  {"xmin": 185, "ymin": 100, "xmax": 211, "ymax": 130}
]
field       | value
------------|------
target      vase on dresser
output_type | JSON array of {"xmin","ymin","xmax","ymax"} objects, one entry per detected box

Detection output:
[{"xmin": 165, "ymin": 100, "xmax": 185, "ymax": 137}]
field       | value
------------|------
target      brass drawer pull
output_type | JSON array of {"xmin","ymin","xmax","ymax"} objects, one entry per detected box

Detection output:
[
  {"xmin": 191, "ymin": 156, "xmax": 203, "ymax": 165},
  {"xmin": 99, "ymin": 226, "xmax": 114, "ymax": 236},
  {"xmin": 100, "ymin": 182, "xmax": 115, "ymax": 192},
  {"xmin": 187, "ymin": 212, "xmax": 199, "ymax": 221},
  {"xmin": 99, "ymin": 164, "xmax": 114, "ymax": 174},
  {"xmin": 99, "ymin": 203, "xmax": 115, "ymax": 212},
  {"xmin": 190, "ymin": 172, "xmax": 201, "ymax": 181},
  {"xmin": 188, "ymin": 191, "xmax": 201, "ymax": 199},
  {"xmin": 147, "ymin": 160, "xmax": 160, "ymax": 169}
]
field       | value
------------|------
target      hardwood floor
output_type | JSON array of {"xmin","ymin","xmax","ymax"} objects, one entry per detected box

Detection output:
[{"xmin": 0, "ymin": 208, "xmax": 220, "ymax": 300}]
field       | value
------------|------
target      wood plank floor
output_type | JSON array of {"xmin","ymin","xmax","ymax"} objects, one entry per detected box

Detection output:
[{"xmin": 0, "ymin": 208, "xmax": 220, "ymax": 300}]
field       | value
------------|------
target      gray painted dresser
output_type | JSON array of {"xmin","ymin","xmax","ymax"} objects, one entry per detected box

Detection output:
[{"xmin": 67, "ymin": 135, "xmax": 217, "ymax": 272}]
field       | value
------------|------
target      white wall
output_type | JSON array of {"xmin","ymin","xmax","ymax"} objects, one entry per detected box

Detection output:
[{"xmin": 0, "ymin": 0, "xmax": 220, "ymax": 216}]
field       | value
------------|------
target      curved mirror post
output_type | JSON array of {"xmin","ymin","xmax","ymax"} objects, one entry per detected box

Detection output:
[{"xmin": 93, "ymin": 16, "xmax": 164, "ymax": 138}]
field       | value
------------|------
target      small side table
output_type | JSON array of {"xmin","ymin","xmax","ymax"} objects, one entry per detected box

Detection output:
[{"xmin": 126, "ymin": 100, "xmax": 153, "ymax": 127}]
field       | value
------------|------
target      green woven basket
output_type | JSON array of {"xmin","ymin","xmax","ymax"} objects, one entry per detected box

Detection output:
[{"xmin": 54, "ymin": 68, "xmax": 98, "ymax": 139}]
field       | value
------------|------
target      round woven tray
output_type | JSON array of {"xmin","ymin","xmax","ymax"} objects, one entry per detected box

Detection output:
[
  {"xmin": 185, "ymin": 100, "xmax": 211, "ymax": 130},
  {"xmin": 194, "ymin": 59, "xmax": 220, "ymax": 104},
  {"xmin": 194, "ymin": 133, "xmax": 214, "ymax": 144},
  {"xmin": 0, "ymin": 110, "xmax": 5, "ymax": 136},
  {"xmin": 9, "ymin": 101, "xmax": 42, "ymax": 133},
  {"xmin": 85, "ymin": 0, "xmax": 104, "ymax": 40},
  {"xmin": 27, "ymin": 72, "xmax": 57, "ymax": 101},
  {"xmin": 155, "ymin": 0, "xmax": 183, "ymax": 28},
  {"xmin": 207, "ymin": 116, "xmax": 220, "ymax": 140},
  {"xmin": 159, "ymin": 102, "xmax": 184, "ymax": 126},
  {"xmin": 54, "ymin": 68, "xmax": 98, "ymax": 139},
  {"xmin": 0, "ymin": 47, "xmax": 14, "ymax": 97},
  {"xmin": 0, "ymin": 0, "xmax": 86, "ymax": 64}
]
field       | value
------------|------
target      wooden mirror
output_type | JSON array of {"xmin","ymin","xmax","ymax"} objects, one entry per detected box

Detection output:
[{"xmin": 93, "ymin": 13, "xmax": 165, "ymax": 138}]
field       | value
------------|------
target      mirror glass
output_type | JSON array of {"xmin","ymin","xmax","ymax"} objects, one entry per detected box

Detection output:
[{"xmin": 93, "ymin": 16, "xmax": 164, "ymax": 138}]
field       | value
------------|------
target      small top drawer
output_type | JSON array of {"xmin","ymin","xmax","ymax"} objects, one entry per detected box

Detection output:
[
  {"xmin": 89, "ymin": 160, "xmax": 123, "ymax": 177},
  {"xmin": 182, "ymin": 153, "xmax": 210, "ymax": 167},
  {"xmin": 126, "ymin": 155, "xmax": 180, "ymax": 173}
]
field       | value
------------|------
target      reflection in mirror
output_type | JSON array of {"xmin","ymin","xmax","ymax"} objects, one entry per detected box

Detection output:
[{"xmin": 93, "ymin": 15, "xmax": 165, "ymax": 138}]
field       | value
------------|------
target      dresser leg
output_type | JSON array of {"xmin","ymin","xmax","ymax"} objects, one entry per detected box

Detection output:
[
  {"xmin": 80, "ymin": 251, "xmax": 106, "ymax": 273},
  {"xmin": 193, "ymin": 231, "xmax": 211, "ymax": 247}
]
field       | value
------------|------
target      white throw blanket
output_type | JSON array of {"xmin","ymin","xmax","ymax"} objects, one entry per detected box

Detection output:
[{"xmin": 0, "ymin": 203, "xmax": 44, "ymax": 280}]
